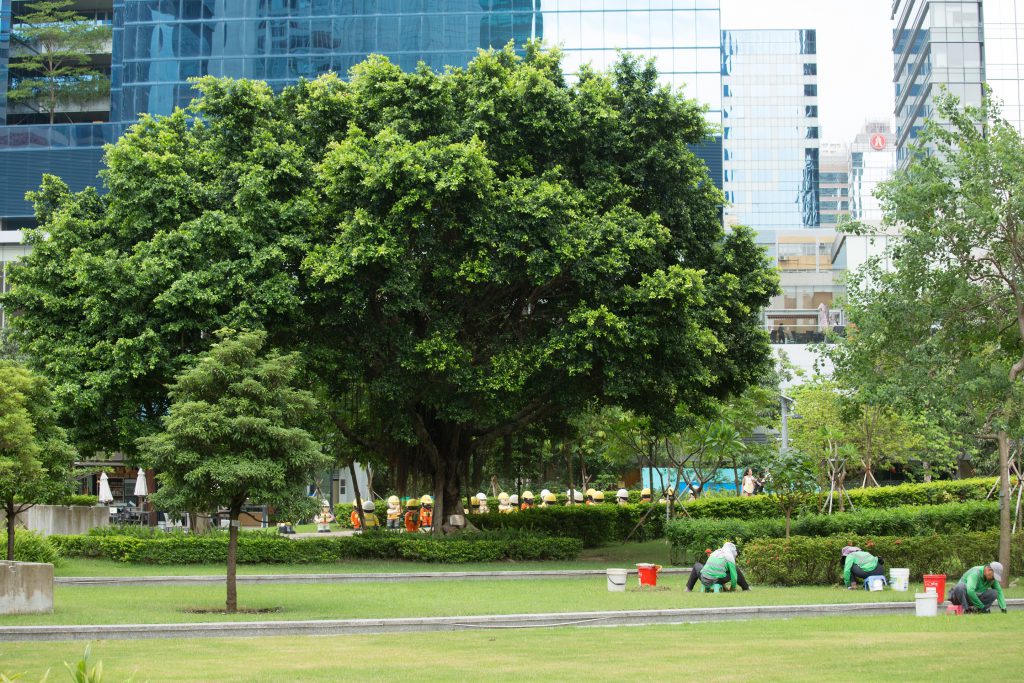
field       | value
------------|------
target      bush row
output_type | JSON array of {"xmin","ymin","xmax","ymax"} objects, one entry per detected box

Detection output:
[
  {"xmin": 49, "ymin": 530, "xmax": 583, "ymax": 564},
  {"xmin": 0, "ymin": 531, "xmax": 61, "ymax": 565},
  {"xmin": 741, "ymin": 531, "xmax": 1023, "ymax": 585},
  {"xmin": 468, "ymin": 504, "xmax": 670, "ymax": 547},
  {"xmin": 666, "ymin": 501, "xmax": 1001, "ymax": 557}
]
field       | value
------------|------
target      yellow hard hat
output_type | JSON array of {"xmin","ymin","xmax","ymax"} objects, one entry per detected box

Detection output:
[
  {"xmin": 641, "ymin": 488, "xmax": 652, "ymax": 496},
  {"xmin": 593, "ymin": 491, "xmax": 605, "ymax": 502},
  {"xmin": 406, "ymin": 498, "xmax": 420, "ymax": 509},
  {"xmin": 470, "ymin": 496, "xmax": 479, "ymax": 506},
  {"xmin": 585, "ymin": 488, "xmax": 596, "ymax": 497},
  {"xmin": 420, "ymin": 495, "xmax": 433, "ymax": 505},
  {"xmin": 522, "ymin": 490, "xmax": 534, "ymax": 500},
  {"xmin": 387, "ymin": 495, "xmax": 400, "ymax": 505},
  {"xmin": 498, "ymin": 492, "xmax": 510, "ymax": 502},
  {"xmin": 543, "ymin": 492, "xmax": 556, "ymax": 503}
]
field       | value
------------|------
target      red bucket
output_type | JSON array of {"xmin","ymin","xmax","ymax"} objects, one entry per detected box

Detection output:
[
  {"xmin": 923, "ymin": 574, "xmax": 946, "ymax": 604},
  {"xmin": 636, "ymin": 563, "xmax": 661, "ymax": 586}
]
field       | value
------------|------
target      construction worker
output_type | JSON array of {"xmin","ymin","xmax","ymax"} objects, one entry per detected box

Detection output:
[
  {"xmin": 948, "ymin": 562, "xmax": 1007, "ymax": 614},
  {"xmin": 404, "ymin": 497, "xmax": 421, "ymax": 533},
  {"xmin": 616, "ymin": 488, "xmax": 629, "ymax": 505},
  {"xmin": 360, "ymin": 500, "xmax": 379, "ymax": 530},
  {"xmin": 593, "ymin": 490, "xmax": 605, "ymax": 504},
  {"xmin": 541, "ymin": 491, "xmax": 557, "ymax": 507},
  {"xmin": 520, "ymin": 491, "xmax": 535, "ymax": 510},
  {"xmin": 840, "ymin": 546, "xmax": 885, "ymax": 589},
  {"xmin": 640, "ymin": 488, "xmax": 652, "ymax": 504},
  {"xmin": 385, "ymin": 495, "xmax": 401, "ymax": 530},
  {"xmin": 419, "ymin": 495, "xmax": 434, "ymax": 532},
  {"xmin": 508, "ymin": 494, "xmax": 519, "ymax": 512},
  {"xmin": 687, "ymin": 541, "xmax": 742, "ymax": 592},
  {"xmin": 468, "ymin": 495, "xmax": 478, "ymax": 515},
  {"xmin": 585, "ymin": 488, "xmax": 597, "ymax": 505},
  {"xmin": 565, "ymin": 489, "xmax": 584, "ymax": 505},
  {"xmin": 314, "ymin": 501, "xmax": 336, "ymax": 533},
  {"xmin": 497, "ymin": 492, "xmax": 512, "ymax": 513},
  {"xmin": 476, "ymin": 493, "xmax": 489, "ymax": 514}
]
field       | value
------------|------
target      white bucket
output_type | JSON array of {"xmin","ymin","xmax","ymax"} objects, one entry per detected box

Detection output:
[
  {"xmin": 606, "ymin": 568, "xmax": 628, "ymax": 592},
  {"xmin": 867, "ymin": 576, "xmax": 886, "ymax": 592},
  {"xmin": 915, "ymin": 592, "xmax": 938, "ymax": 617},
  {"xmin": 890, "ymin": 568, "xmax": 910, "ymax": 592}
]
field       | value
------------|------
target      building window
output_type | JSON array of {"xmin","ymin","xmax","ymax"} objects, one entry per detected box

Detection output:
[
  {"xmin": 804, "ymin": 84, "xmax": 817, "ymax": 97},
  {"xmin": 803, "ymin": 63, "xmax": 817, "ymax": 75}
]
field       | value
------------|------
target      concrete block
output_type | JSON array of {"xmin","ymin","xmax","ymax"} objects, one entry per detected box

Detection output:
[
  {"xmin": 0, "ymin": 505, "xmax": 110, "ymax": 536},
  {"xmin": 0, "ymin": 562, "xmax": 54, "ymax": 615}
]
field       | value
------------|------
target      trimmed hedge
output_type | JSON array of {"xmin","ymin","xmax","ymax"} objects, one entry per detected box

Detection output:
[
  {"xmin": 0, "ymin": 531, "xmax": 60, "ymax": 565},
  {"xmin": 742, "ymin": 531, "xmax": 1023, "ymax": 585},
  {"xmin": 49, "ymin": 530, "xmax": 582, "ymax": 564},
  {"xmin": 666, "ymin": 500, "xmax": 1001, "ymax": 558},
  {"xmin": 468, "ymin": 504, "xmax": 671, "ymax": 547}
]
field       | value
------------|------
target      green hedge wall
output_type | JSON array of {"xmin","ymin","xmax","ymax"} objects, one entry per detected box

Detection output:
[
  {"xmin": 49, "ymin": 530, "xmax": 582, "ymax": 564},
  {"xmin": 0, "ymin": 531, "xmax": 60, "ymax": 564},
  {"xmin": 467, "ymin": 504, "xmax": 671, "ymax": 547},
  {"xmin": 741, "ymin": 531, "xmax": 1023, "ymax": 585},
  {"xmin": 666, "ymin": 501, "xmax": 1001, "ymax": 558}
]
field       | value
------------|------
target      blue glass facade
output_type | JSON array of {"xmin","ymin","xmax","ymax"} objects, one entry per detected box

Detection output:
[
  {"xmin": 721, "ymin": 29, "xmax": 819, "ymax": 229},
  {"xmin": 0, "ymin": 0, "xmax": 724, "ymax": 227}
]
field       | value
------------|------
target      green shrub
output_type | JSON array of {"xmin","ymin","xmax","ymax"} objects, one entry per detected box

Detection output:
[
  {"xmin": 60, "ymin": 494, "xmax": 100, "ymax": 507},
  {"xmin": 49, "ymin": 530, "xmax": 582, "ymax": 564},
  {"xmin": 0, "ymin": 530, "xmax": 60, "ymax": 564},
  {"xmin": 468, "ymin": 506, "xmax": 617, "ymax": 547},
  {"xmin": 666, "ymin": 501, "xmax": 1000, "ymax": 558},
  {"xmin": 742, "ymin": 531, "xmax": 1023, "ymax": 585}
]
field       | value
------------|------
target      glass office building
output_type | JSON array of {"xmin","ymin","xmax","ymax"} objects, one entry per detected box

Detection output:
[
  {"xmin": 721, "ymin": 29, "xmax": 820, "ymax": 230},
  {"xmin": 0, "ymin": 0, "xmax": 723, "ymax": 230},
  {"xmin": 892, "ymin": 0, "xmax": 1024, "ymax": 167}
]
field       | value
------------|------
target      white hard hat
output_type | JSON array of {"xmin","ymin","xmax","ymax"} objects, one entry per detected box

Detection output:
[
  {"xmin": 540, "ymin": 489, "xmax": 551, "ymax": 498},
  {"xmin": 509, "ymin": 494, "xmax": 519, "ymax": 504},
  {"xmin": 477, "ymin": 492, "xmax": 487, "ymax": 501},
  {"xmin": 617, "ymin": 489, "xmax": 629, "ymax": 498}
]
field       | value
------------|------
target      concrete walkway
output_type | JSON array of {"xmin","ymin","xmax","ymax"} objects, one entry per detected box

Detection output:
[
  {"xmin": 3, "ymin": 599, "xmax": 1020, "ymax": 642},
  {"xmin": 56, "ymin": 567, "xmax": 691, "ymax": 587}
]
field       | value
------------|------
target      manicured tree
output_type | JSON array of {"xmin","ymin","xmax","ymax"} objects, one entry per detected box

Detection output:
[
  {"xmin": 0, "ymin": 361, "xmax": 76, "ymax": 560},
  {"xmin": 765, "ymin": 449, "xmax": 818, "ymax": 539},
  {"xmin": 6, "ymin": 0, "xmax": 111, "ymax": 124},
  {"xmin": 137, "ymin": 330, "xmax": 328, "ymax": 612},
  {"xmin": 837, "ymin": 92, "xmax": 1024, "ymax": 584}
]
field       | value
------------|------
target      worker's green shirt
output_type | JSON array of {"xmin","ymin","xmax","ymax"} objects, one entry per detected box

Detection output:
[
  {"xmin": 959, "ymin": 566, "xmax": 1006, "ymax": 610},
  {"xmin": 843, "ymin": 551, "xmax": 879, "ymax": 586},
  {"xmin": 700, "ymin": 556, "xmax": 738, "ymax": 589}
]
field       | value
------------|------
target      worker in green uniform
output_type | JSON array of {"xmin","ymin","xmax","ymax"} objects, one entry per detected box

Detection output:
[
  {"xmin": 693, "ymin": 541, "xmax": 739, "ymax": 592},
  {"xmin": 948, "ymin": 562, "xmax": 1007, "ymax": 614},
  {"xmin": 840, "ymin": 546, "xmax": 885, "ymax": 589}
]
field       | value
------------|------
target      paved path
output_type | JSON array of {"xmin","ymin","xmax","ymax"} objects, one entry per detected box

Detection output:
[
  {"xmin": 56, "ymin": 568, "xmax": 691, "ymax": 587},
  {"xmin": 4, "ymin": 599, "xmax": 1021, "ymax": 641}
]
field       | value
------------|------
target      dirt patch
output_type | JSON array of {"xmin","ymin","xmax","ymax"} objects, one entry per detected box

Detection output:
[
  {"xmin": 182, "ymin": 607, "xmax": 284, "ymax": 615},
  {"xmin": 627, "ymin": 585, "xmax": 672, "ymax": 592}
]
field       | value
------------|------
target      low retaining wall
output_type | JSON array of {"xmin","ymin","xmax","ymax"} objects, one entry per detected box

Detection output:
[
  {"xmin": 0, "ymin": 562, "xmax": 53, "ymax": 615},
  {"xmin": 0, "ymin": 505, "xmax": 109, "ymax": 536}
]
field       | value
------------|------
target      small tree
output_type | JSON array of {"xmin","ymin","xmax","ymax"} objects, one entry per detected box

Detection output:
[
  {"xmin": 6, "ymin": 1, "xmax": 111, "ymax": 125},
  {"xmin": 764, "ymin": 449, "xmax": 818, "ymax": 539},
  {"xmin": 137, "ymin": 330, "xmax": 328, "ymax": 612},
  {"xmin": 0, "ymin": 361, "xmax": 76, "ymax": 560}
]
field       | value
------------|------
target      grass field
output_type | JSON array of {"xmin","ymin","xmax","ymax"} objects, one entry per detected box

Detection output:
[
  {"xmin": 2, "ymin": 613, "xmax": 1021, "ymax": 682},
  {"xmin": 4, "ymin": 578, "xmax": 1016, "ymax": 627},
  {"xmin": 52, "ymin": 539, "xmax": 676, "ymax": 577}
]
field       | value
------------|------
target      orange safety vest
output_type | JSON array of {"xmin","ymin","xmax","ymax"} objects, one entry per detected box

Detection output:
[
  {"xmin": 404, "ymin": 511, "xmax": 420, "ymax": 533},
  {"xmin": 350, "ymin": 509, "xmax": 361, "ymax": 530},
  {"xmin": 520, "ymin": 502, "xmax": 533, "ymax": 510},
  {"xmin": 419, "ymin": 507, "xmax": 433, "ymax": 527}
]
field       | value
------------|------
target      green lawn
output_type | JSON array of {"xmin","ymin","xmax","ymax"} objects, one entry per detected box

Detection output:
[
  {"xmin": 2, "ymin": 613, "xmax": 1021, "ymax": 682},
  {"xmin": 5, "ymin": 579, "xmax": 1016, "ymax": 627},
  {"xmin": 53, "ymin": 539, "xmax": 675, "ymax": 577}
]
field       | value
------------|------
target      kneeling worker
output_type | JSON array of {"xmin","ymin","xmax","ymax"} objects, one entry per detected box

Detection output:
[
  {"xmin": 840, "ymin": 546, "xmax": 885, "ymax": 589},
  {"xmin": 687, "ymin": 541, "xmax": 748, "ymax": 592},
  {"xmin": 948, "ymin": 562, "xmax": 1006, "ymax": 614}
]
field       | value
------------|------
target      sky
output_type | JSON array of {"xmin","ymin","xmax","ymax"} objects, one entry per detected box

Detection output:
[{"xmin": 720, "ymin": 0, "xmax": 894, "ymax": 145}]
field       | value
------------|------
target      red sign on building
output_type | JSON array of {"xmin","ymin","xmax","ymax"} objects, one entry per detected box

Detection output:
[{"xmin": 870, "ymin": 133, "xmax": 886, "ymax": 151}]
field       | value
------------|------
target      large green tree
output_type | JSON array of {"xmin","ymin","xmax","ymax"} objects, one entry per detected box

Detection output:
[
  {"xmin": 0, "ymin": 361, "xmax": 76, "ymax": 560},
  {"xmin": 7, "ymin": 45, "xmax": 777, "ymax": 528},
  {"xmin": 835, "ymin": 92, "xmax": 1024, "ymax": 584},
  {"xmin": 6, "ymin": 0, "xmax": 111, "ymax": 124},
  {"xmin": 137, "ymin": 330, "xmax": 327, "ymax": 612}
]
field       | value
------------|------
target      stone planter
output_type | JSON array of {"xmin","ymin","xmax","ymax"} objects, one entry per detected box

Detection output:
[
  {"xmin": 0, "ymin": 562, "xmax": 54, "ymax": 615},
  {"xmin": 0, "ymin": 505, "xmax": 110, "ymax": 536}
]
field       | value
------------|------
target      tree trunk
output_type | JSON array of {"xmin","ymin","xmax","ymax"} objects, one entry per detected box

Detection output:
[
  {"xmin": 226, "ymin": 505, "xmax": 241, "ymax": 613},
  {"xmin": 349, "ymin": 460, "xmax": 366, "ymax": 531},
  {"xmin": 785, "ymin": 508, "xmax": 791, "ymax": 539},
  {"xmin": 566, "ymin": 442, "xmax": 575, "ymax": 506},
  {"xmin": 5, "ymin": 500, "xmax": 15, "ymax": 561},
  {"xmin": 998, "ymin": 431, "xmax": 1012, "ymax": 587}
]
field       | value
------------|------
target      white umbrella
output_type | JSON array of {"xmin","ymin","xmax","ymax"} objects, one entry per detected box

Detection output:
[
  {"xmin": 133, "ymin": 467, "xmax": 149, "ymax": 497},
  {"xmin": 97, "ymin": 472, "xmax": 114, "ymax": 504}
]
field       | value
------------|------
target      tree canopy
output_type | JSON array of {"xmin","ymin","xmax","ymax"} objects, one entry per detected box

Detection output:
[{"xmin": 7, "ymin": 44, "xmax": 777, "ymax": 525}]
